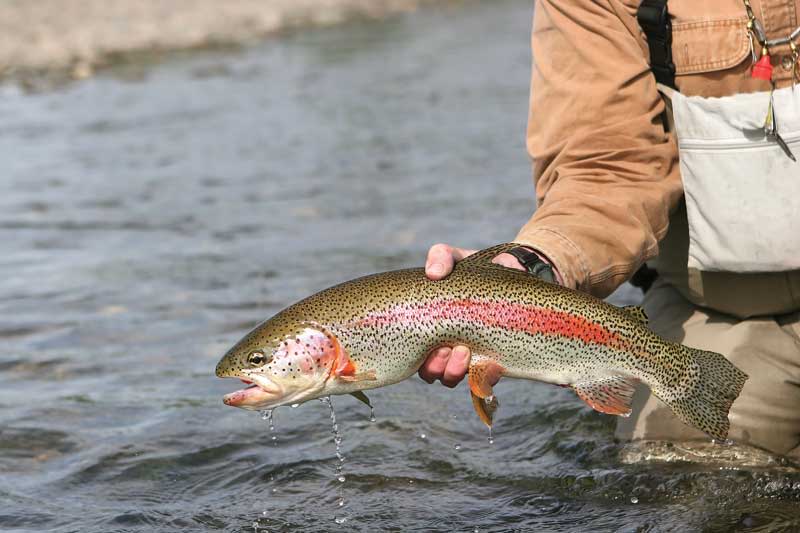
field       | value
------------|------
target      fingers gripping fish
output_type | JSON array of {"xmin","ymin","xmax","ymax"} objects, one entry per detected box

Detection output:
[{"xmin": 215, "ymin": 244, "xmax": 748, "ymax": 441}]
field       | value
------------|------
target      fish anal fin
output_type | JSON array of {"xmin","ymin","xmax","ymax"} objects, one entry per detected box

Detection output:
[
  {"xmin": 471, "ymin": 392, "xmax": 499, "ymax": 427},
  {"xmin": 622, "ymin": 305, "xmax": 649, "ymax": 325},
  {"xmin": 572, "ymin": 376, "xmax": 638, "ymax": 417},
  {"xmin": 338, "ymin": 370, "xmax": 377, "ymax": 382},
  {"xmin": 467, "ymin": 360, "xmax": 505, "ymax": 427}
]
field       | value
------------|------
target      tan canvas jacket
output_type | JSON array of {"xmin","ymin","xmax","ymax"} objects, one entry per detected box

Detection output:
[{"xmin": 515, "ymin": 0, "xmax": 799, "ymax": 303}]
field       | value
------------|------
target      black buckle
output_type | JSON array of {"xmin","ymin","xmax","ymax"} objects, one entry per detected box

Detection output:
[
  {"xmin": 505, "ymin": 246, "xmax": 557, "ymax": 284},
  {"xmin": 637, "ymin": 0, "xmax": 676, "ymax": 88}
]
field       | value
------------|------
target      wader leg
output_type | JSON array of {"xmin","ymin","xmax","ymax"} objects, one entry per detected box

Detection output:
[{"xmin": 615, "ymin": 280, "xmax": 800, "ymax": 456}]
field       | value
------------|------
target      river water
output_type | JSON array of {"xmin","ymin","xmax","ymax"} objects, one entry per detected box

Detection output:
[{"xmin": 2, "ymin": 1, "xmax": 799, "ymax": 532}]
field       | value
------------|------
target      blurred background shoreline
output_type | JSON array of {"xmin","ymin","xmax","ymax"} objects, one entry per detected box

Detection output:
[{"xmin": 0, "ymin": 0, "xmax": 448, "ymax": 87}]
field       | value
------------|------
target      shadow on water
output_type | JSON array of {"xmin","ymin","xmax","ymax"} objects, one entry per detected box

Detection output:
[{"xmin": 1, "ymin": 0, "xmax": 798, "ymax": 531}]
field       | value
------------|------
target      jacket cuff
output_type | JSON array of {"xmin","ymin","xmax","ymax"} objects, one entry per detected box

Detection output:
[{"xmin": 513, "ymin": 225, "xmax": 590, "ymax": 292}]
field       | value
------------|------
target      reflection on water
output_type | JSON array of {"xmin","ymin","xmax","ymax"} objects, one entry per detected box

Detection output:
[{"xmin": 1, "ymin": 1, "xmax": 798, "ymax": 531}]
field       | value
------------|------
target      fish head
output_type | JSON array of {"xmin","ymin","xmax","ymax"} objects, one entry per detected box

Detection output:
[{"xmin": 215, "ymin": 320, "xmax": 343, "ymax": 411}]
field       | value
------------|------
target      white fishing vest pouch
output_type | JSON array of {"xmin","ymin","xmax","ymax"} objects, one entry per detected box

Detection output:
[{"xmin": 659, "ymin": 84, "xmax": 800, "ymax": 273}]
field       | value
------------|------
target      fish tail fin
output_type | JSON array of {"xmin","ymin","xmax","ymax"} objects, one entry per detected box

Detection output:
[{"xmin": 657, "ymin": 346, "xmax": 748, "ymax": 441}]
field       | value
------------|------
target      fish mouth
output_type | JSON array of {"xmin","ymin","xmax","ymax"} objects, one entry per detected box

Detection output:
[{"xmin": 222, "ymin": 376, "xmax": 283, "ymax": 410}]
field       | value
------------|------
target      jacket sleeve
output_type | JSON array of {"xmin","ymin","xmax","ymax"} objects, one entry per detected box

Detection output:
[{"xmin": 514, "ymin": 0, "xmax": 683, "ymax": 297}]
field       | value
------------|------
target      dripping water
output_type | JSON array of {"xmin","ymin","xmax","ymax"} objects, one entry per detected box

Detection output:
[
  {"xmin": 261, "ymin": 409, "xmax": 277, "ymax": 445},
  {"xmin": 319, "ymin": 396, "xmax": 347, "ymax": 524}
]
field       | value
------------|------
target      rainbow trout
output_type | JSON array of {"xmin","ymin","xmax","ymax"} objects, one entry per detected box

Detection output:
[{"xmin": 215, "ymin": 244, "xmax": 748, "ymax": 440}]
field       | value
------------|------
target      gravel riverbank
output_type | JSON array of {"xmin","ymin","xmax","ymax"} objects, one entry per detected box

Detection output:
[{"xmin": 0, "ymin": 0, "xmax": 435, "ymax": 84}]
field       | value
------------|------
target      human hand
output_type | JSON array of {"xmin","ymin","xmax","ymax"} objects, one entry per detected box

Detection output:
[
  {"xmin": 423, "ymin": 243, "xmax": 526, "ymax": 280},
  {"xmin": 418, "ymin": 243, "xmax": 526, "ymax": 387}
]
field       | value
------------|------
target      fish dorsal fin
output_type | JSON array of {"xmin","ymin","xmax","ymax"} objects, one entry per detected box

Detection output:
[
  {"xmin": 458, "ymin": 243, "xmax": 522, "ymax": 269},
  {"xmin": 571, "ymin": 376, "xmax": 638, "ymax": 417},
  {"xmin": 622, "ymin": 305, "xmax": 648, "ymax": 325}
]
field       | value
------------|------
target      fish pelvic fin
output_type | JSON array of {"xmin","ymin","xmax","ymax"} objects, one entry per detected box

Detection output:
[
  {"xmin": 655, "ymin": 346, "xmax": 748, "ymax": 441},
  {"xmin": 572, "ymin": 376, "xmax": 637, "ymax": 417},
  {"xmin": 471, "ymin": 393, "xmax": 499, "ymax": 427},
  {"xmin": 468, "ymin": 360, "xmax": 505, "ymax": 427}
]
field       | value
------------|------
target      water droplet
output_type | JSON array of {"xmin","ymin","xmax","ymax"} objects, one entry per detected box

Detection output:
[
  {"xmin": 419, "ymin": 433, "xmax": 427, "ymax": 440},
  {"xmin": 261, "ymin": 409, "xmax": 277, "ymax": 445},
  {"xmin": 369, "ymin": 406, "xmax": 376, "ymax": 422},
  {"xmin": 271, "ymin": 488, "xmax": 277, "ymax": 494},
  {"xmin": 408, "ymin": 479, "xmax": 414, "ymax": 484},
  {"xmin": 630, "ymin": 496, "xmax": 639, "ymax": 504},
  {"xmin": 322, "ymin": 396, "xmax": 348, "ymax": 521},
  {"xmin": 454, "ymin": 444, "xmax": 461, "ymax": 450},
  {"xmin": 487, "ymin": 427, "xmax": 494, "ymax": 445},
  {"xmin": 291, "ymin": 403, "xmax": 299, "ymax": 409}
]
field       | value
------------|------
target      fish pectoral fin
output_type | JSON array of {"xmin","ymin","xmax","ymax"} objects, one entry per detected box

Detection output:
[
  {"xmin": 349, "ymin": 391, "xmax": 372, "ymax": 408},
  {"xmin": 571, "ymin": 376, "xmax": 638, "ymax": 417},
  {"xmin": 338, "ymin": 370, "xmax": 377, "ymax": 382},
  {"xmin": 332, "ymin": 344, "xmax": 377, "ymax": 382},
  {"xmin": 622, "ymin": 305, "xmax": 649, "ymax": 325},
  {"xmin": 467, "ymin": 360, "xmax": 505, "ymax": 427}
]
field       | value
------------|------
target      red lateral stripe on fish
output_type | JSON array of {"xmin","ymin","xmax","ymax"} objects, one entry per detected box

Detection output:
[{"xmin": 354, "ymin": 298, "xmax": 629, "ymax": 350}]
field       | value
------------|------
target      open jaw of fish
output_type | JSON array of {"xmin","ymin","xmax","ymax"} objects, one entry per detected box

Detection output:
[
  {"xmin": 222, "ymin": 377, "xmax": 281, "ymax": 409},
  {"xmin": 216, "ymin": 243, "xmax": 748, "ymax": 441}
]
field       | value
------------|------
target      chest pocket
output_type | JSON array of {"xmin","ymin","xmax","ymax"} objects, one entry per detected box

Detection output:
[{"xmin": 667, "ymin": 0, "xmax": 750, "ymax": 77}]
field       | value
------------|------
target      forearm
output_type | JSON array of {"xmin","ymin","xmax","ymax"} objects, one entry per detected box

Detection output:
[{"xmin": 519, "ymin": 0, "xmax": 682, "ymax": 297}]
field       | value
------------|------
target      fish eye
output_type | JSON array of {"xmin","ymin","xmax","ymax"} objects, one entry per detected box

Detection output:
[{"xmin": 248, "ymin": 351, "xmax": 269, "ymax": 367}]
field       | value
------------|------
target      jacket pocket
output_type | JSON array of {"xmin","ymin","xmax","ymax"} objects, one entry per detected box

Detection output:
[{"xmin": 666, "ymin": 0, "xmax": 750, "ymax": 75}]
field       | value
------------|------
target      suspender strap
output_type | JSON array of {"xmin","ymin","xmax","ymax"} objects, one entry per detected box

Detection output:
[{"xmin": 637, "ymin": 0, "xmax": 676, "ymax": 89}]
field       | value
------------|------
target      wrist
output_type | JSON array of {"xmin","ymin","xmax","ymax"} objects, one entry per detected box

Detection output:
[{"xmin": 508, "ymin": 246, "xmax": 563, "ymax": 285}]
